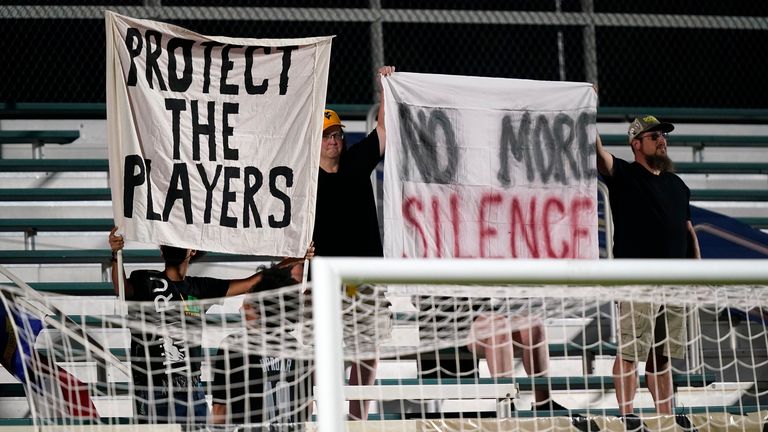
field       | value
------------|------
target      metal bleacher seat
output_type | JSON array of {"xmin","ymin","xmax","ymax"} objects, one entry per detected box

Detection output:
[
  {"xmin": 0, "ymin": 218, "xmax": 113, "ymax": 234},
  {"xmin": 1, "ymin": 103, "xmax": 766, "ymax": 421},
  {"xmin": 0, "ymin": 130, "xmax": 81, "ymax": 159},
  {"xmin": 674, "ymin": 162, "xmax": 768, "ymax": 175},
  {"xmin": 0, "ymin": 159, "xmax": 108, "ymax": 172},
  {"xmin": 0, "ymin": 188, "xmax": 110, "ymax": 201},
  {"xmin": 600, "ymin": 133, "xmax": 768, "ymax": 148},
  {"xmin": 0, "ymin": 249, "xmax": 271, "ymax": 265}
]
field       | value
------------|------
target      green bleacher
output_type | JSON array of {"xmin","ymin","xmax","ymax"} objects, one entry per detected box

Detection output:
[
  {"xmin": 600, "ymin": 133, "xmax": 768, "ymax": 148},
  {"xmin": 0, "ymin": 188, "xmax": 111, "ymax": 201},
  {"xmin": 1, "ymin": 102, "xmax": 766, "ymax": 422},
  {"xmin": 0, "ymin": 249, "xmax": 272, "ymax": 265},
  {"xmin": 4, "ymin": 158, "xmax": 767, "ymax": 175},
  {"xmin": 0, "ymin": 159, "xmax": 108, "ymax": 172},
  {"xmin": 10, "ymin": 282, "xmax": 113, "ymax": 295},
  {"xmin": 690, "ymin": 189, "xmax": 768, "ymax": 202},
  {"xmin": 0, "ymin": 130, "xmax": 80, "ymax": 145},
  {"xmin": 674, "ymin": 162, "xmax": 768, "ymax": 174},
  {"xmin": 0, "ymin": 218, "xmax": 113, "ymax": 233},
  {"xmin": 597, "ymin": 107, "xmax": 768, "ymax": 123}
]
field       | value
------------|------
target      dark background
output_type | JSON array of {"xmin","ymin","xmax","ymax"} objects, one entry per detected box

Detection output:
[{"xmin": 2, "ymin": 1, "xmax": 767, "ymax": 108}]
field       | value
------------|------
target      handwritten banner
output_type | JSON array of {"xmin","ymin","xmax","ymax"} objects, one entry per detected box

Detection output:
[
  {"xmin": 106, "ymin": 12, "xmax": 331, "ymax": 256},
  {"xmin": 383, "ymin": 73, "xmax": 598, "ymax": 259}
]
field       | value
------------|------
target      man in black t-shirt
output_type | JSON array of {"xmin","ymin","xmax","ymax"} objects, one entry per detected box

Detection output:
[
  {"xmin": 210, "ymin": 265, "xmax": 312, "ymax": 427},
  {"xmin": 596, "ymin": 116, "xmax": 701, "ymax": 422},
  {"xmin": 108, "ymin": 229, "xmax": 306, "ymax": 425},
  {"xmin": 312, "ymin": 65, "xmax": 395, "ymax": 420}
]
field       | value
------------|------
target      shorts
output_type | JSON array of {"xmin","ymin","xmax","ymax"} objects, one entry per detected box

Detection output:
[
  {"xmin": 134, "ymin": 375, "xmax": 208, "ymax": 424},
  {"xmin": 617, "ymin": 302, "xmax": 687, "ymax": 362},
  {"xmin": 342, "ymin": 284, "xmax": 393, "ymax": 349}
]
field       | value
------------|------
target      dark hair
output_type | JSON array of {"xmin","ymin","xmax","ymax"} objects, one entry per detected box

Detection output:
[
  {"xmin": 159, "ymin": 245, "xmax": 187, "ymax": 266},
  {"xmin": 159, "ymin": 245, "xmax": 207, "ymax": 266},
  {"xmin": 246, "ymin": 265, "xmax": 303, "ymax": 329}
]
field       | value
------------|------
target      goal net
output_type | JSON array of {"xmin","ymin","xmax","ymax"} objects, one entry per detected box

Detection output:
[{"xmin": 1, "ymin": 259, "xmax": 767, "ymax": 431}]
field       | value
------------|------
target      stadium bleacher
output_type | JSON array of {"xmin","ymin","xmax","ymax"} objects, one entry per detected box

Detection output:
[{"xmin": 1, "ymin": 103, "xmax": 767, "ymax": 424}]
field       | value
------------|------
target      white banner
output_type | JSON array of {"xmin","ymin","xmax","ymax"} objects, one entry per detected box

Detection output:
[
  {"xmin": 106, "ymin": 11, "xmax": 331, "ymax": 256},
  {"xmin": 383, "ymin": 73, "xmax": 598, "ymax": 259}
]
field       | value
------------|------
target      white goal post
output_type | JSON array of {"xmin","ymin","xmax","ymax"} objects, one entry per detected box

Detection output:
[{"xmin": 311, "ymin": 257, "xmax": 768, "ymax": 432}]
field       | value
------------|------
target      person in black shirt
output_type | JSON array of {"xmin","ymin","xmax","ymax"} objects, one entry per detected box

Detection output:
[
  {"xmin": 108, "ymin": 228, "xmax": 307, "ymax": 425},
  {"xmin": 210, "ymin": 265, "xmax": 312, "ymax": 427},
  {"xmin": 596, "ymin": 116, "xmax": 700, "ymax": 420},
  {"xmin": 312, "ymin": 65, "xmax": 395, "ymax": 258},
  {"xmin": 312, "ymin": 65, "xmax": 395, "ymax": 420}
]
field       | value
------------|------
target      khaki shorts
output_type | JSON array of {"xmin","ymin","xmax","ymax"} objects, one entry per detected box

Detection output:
[{"xmin": 618, "ymin": 302, "xmax": 687, "ymax": 362}]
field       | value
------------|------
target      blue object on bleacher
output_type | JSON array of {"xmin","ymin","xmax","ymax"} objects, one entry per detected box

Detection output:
[
  {"xmin": 691, "ymin": 206, "xmax": 768, "ymax": 258},
  {"xmin": 344, "ymin": 131, "xmax": 366, "ymax": 147}
]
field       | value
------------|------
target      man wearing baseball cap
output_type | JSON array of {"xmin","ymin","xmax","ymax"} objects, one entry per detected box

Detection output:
[
  {"xmin": 312, "ymin": 65, "xmax": 395, "ymax": 420},
  {"xmin": 313, "ymin": 65, "xmax": 394, "ymax": 260},
  {"xmin": 596, "ymin": 116, "xmax": 700, "ymax": 427}
]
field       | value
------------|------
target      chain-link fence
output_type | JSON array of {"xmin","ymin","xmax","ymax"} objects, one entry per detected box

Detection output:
[{"xmin": 2, "ymin": 1, "xmax": 768, "ymax": 110}]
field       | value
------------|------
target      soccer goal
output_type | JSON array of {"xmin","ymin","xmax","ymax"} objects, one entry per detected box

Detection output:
[
  {"xmin": 2, "ymin": 259, "xmax": 768, "ymax": 431},
  {"xmin": 311, "ymin": 257, "xmax": 768, "ymax": 432}
]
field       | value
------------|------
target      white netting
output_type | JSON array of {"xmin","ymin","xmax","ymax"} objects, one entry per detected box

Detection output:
[{"xmin": 2, "ymin": 264, "xmax": 768, "ymax": 431}]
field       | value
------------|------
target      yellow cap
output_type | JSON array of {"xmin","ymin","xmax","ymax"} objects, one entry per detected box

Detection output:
[{"xmin": 323, "ymin": 109, "xmax": 345, "ymax": 131}]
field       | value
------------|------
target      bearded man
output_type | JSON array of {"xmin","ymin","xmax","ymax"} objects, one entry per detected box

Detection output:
[{"xmin": 596, "ymin": 115, "xmax": 701, "ymax": 429}]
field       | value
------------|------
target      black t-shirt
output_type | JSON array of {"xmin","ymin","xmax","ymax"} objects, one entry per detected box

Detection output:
[
  {"xmin": 313, "ymin": 131, "xmax": 383, "ymax": 257},
  {"xmin": 603, "ymin": 156, "xmax": 691, "ymax": 258},
  {"xmin": 127, "ymin": 270, "xmax": 229, "ymax": 385},
  {"xmin": 211, "ymin": 333, "xmax": 313, "ymax": 425}
]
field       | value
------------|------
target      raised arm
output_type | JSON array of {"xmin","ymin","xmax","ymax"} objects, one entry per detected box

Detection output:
[
  {"xmin": 226, "ymin": 272, "xmax": 263, "ymax": 297},
  {"xmin": 108, "ymin": 227, "xmax": 133, "ymax": 298},
  {"xmin": 375, "ymin": 65, "xmax": 396, "ymax": 156},
  {"xmin": 596, "ymin": 132, "xmax": 614, "ymax": 177}
]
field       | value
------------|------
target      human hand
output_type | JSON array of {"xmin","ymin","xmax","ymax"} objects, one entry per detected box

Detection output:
[
  {"xmin": 109, "ymin": 226, "xmax": 124, "ymax": 253},
  {"xmin": 305, "ymin": 242, "xmax": 315, "ymax": 261},
  {"xmin": 376, "ymin": 65, "xmax": 396, "ymax": 91},
  {"xmin": 378, "ymin": 65, "xmax": 395, "ymax": 77}
]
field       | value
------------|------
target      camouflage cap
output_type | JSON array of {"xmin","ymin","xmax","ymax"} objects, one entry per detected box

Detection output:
[{"xmin": 627, "ymin": 115, "xmax": 675, "ymax": 143}]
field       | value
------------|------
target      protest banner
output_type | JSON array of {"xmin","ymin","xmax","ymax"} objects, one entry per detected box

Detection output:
[
  {"xmin": 382, "ymin": 73, "xmax": 598, "ymax": 259},
  {"xmin": 106, "ymin": 11, "xmax": 331, "ymax": 256}
]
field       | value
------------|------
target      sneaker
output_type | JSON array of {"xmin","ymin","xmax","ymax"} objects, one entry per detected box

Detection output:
[
  {"xmin": 619, "ymin": 413, "xmax": 649, "ymax": 432},
  {"xmin": 675, "ymin": 414, "xmax": 699, "ymax": 432},
  {"xmin": 571, "ymin": 415, "xmax": 600, "ymax": 432}
]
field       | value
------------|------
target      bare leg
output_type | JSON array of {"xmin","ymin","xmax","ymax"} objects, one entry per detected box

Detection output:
[
  {"xmin": 513, "ymin": 323, "xmax": 550, "ymax": 403},
  {"xmin": 613, "ymin": 355, "xmax": 637, "ymax": 415},
  {"xmin": 645, "ymin": 350, "xmax": 673, "ymax": 414},
  {"xmin": 468, "ymin": 315, "xmax": 516, "ymax": 377},
  {"xmin": 348, "ymin": 359, "xmax": 377, "ymax": 420}
]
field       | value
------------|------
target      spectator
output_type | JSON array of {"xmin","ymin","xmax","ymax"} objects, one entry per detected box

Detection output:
[
  {"xmin": 596, "ymin": 116, "xmax": 700, "ymax": 427},
  {"xmin": 108, "ymin": 227, "xmax": 306, "ymax": 424},
  {"xmin": 312, "ymin": 65, "xmax": 395, "ymax": 420},
  {"xmin": 210, "ymin": 265, "xmax": 312, "ymax": 426},
  {"xmin": 468, "ymin": 314, "xmax": 568, "ymax": 413}
]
